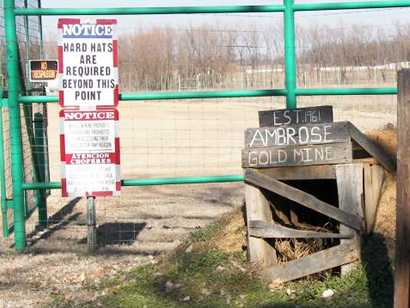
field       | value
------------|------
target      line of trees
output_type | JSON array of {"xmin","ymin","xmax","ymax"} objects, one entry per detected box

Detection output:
[{"xmin": 43, "ymin": 22, "xmax": 410, "ymax": 91}]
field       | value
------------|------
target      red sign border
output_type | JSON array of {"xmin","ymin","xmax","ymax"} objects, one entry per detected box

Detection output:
[
  {"xmin": 60, "ymin": 109, "xmax": 121, "ymax": 197},
  {"xmin": 57, "ymin": 18, "xmax": 119, "ymax": 109}
]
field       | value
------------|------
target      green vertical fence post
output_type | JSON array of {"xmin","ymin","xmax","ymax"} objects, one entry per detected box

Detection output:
[
  {"xmin": 4, "ymin": 0, "xmax": 26, "ymax": 251},
  {"xmin": 22, "ymin": 0, "xmax": 31, "ymax": 218},
  {"xmin": 34, "ymin": 112, "xmax": 47, "ymax": 227},
  {"xmin": 284, "ymin": 0, "xmax": 297, "ymax": 109},
  {"xmin": 37, "ymin": 0, "xmax": 44, "ymax": 57},
  {"xmin": 0, "ymin": 89, "xmax": 8, "ymax": 238},
  {"xmin": 23, "ymin": 0, "xmax": 30, "ymax": 83}
]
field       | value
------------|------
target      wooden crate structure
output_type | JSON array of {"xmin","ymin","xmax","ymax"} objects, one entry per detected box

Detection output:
[{"xmin": 242, "ymin": 107, "xmax": 395, "ymax": 282}]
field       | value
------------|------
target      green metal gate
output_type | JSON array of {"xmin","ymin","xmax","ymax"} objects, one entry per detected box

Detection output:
[
  {"xmin": 1, "ymin": 0, "xmax": 49, "ymax": 244},
  {"xmin": 2, "ymin": 0, "xmax": 410, "ymax": 251}
]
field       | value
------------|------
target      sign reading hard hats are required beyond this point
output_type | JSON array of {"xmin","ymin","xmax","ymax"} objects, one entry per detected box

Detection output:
[{"xmin": 58, "ymin": 18, "xmax": 119, "ymax": 108}]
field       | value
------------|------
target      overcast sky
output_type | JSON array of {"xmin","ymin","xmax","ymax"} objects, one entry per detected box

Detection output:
[{"xmin": 40, "ymin": 0, "xmax": 410, "ymax": 39}]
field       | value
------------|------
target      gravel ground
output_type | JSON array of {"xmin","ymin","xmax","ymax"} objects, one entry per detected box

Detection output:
[{"xmin": 0, "ymin": 183, "xmax": 244, "ymax": 307}]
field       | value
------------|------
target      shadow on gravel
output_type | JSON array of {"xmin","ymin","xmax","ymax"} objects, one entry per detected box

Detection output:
[
  {"xmin": 46, "ymin": 197, "xmax": 82, "ymax": 224},
  {"xmin": 97, "ymin": 222, "xmax": 146, "ymax": 246},
  {"xmin": 26, "ymin": 197, "xmax": 82, "ymax": 246}
]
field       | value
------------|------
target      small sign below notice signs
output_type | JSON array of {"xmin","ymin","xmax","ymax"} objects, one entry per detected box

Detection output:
[
  {"xmin": 60, "ymin": 109, "xmax": 120, "ymax": 197},
  {"xmin": 29, "ymin": 60, "xmax": 58, "ymax": 82},
  {"xmin": 58, "ymin": 18, "xmax": 119, "ymax": 108}
]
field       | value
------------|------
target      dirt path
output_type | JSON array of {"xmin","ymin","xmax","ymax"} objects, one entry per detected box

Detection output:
[{"xmin": 0, "ymin": 183, "xmax": 244, "ymax": 307}]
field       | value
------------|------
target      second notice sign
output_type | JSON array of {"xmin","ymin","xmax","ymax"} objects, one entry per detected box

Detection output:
[{"xmin": 60, "ymin": 109, "xmax": 120, "ymax": 197}]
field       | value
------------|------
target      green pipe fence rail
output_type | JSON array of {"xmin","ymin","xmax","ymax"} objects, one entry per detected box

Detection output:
[
  {"xmin": 3, "ymin": 0, "xmax": 410, "ymax": 251},
  {"xmin": 18, "ymin": 87, "xmax": 399, "ymax": 104}
]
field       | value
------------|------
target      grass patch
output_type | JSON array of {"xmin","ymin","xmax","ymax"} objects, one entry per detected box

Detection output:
[
  {"xmin": 100, "ymin": 251, "xmax": 387, "ymax": 308},
  {"xmin": 52, "ymin": 212, "xmax": 394, "ymax": 308}
]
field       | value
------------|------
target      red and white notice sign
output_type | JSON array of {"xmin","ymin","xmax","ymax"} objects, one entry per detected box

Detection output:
[
  {"xmin": 58, "ymin": 18, "xmax": 119, "ymax": 108},
  {"xmin": 58, "ymin": 18, "xmax": 121, "ymax": 197},
  {"xmin": 60, "ymin": 109, "xmax": 120, "ymax": 197}
]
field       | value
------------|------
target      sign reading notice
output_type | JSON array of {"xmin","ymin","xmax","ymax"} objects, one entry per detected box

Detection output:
[
  {"xmin": 60, "ymin": 109, "xmax": 120, "ymax": 197},
  {"xmin": 58, "ymin": 18, "xmax": 118, "ymax": 108}
]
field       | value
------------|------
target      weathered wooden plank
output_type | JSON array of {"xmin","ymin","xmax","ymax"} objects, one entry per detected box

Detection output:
[
  {"xmin": 353, "ymin": 157, "xmax": 378, "ymax": 164},
  {"xmin": 244, "ymin": 169, "xmax": 362, "ymax": 230},
  {"xmin": 258, "ymin": 105, "xmax": 333, "ymax": 127},
  {"xmin": 245, "ymin": 184, "xmax": 276, "ymax": 267},
  {"xmin": 249, "ymin": 220, "xmax": 354, "ymax": 239},
  {"xmin": 245, "ymin": 121, "xmax": 350, "ymax": 148},
  {"xmin": 262, "ymin": 243, "xmax": 359, "ymax": 282},
  {"xmin": 242, "ymin": 141, "xmax": 352, "ymax": 168},
  {"xmin": 394, "ymin": 69, "xmax": 410, "ymax": 308},
  {"xmin": 258, "ymin": 165, "xmax": 336, "ymax": 180},
  {"xmin": 347, "ymin": 122, "xmax": 396, "ymax": 173},
  {"xmin": 364, "ymin": 163, "xmax": 385, "ymax": 234},
  {"xmin": 336, "ymin": 164, "xmax": 364, "ymax": 275}
]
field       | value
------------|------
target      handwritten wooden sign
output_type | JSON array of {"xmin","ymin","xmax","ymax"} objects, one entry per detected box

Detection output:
[
  {"xmin": 242, "ymin": 141, "xmax": 352, "ymax": 168},
  {"xmin": 259, "ymin": 105, "xmax": 333, "ymax": 127},
  {"xmin": 242, "ymin": 106, "xmax": 353, "ymax": 168},
  {"xmin": 245, "ymin": 122, "xmax": 350, "ymax": 148}
]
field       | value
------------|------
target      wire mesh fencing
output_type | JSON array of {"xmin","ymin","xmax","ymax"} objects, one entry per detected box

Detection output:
[{"xmin": 0, "ymin": 5, "xmax": 403, "ymax": 251}]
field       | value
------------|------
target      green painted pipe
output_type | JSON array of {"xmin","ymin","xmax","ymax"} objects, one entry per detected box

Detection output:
[
  {"xmin": 293, "ymin": 0, "xmax": 410, "ymax": 11},
  {"xmin": 4, "ymin": 0, "xmax": 26, "ymax": 251},
  {"xmin": 120, "ymin": 89, "xmax": 288, "ymax": 100},
  {"xmin": 37, "ymin": 0, "xmax": 44, "ymax": 57},
  {"xmin": 122, "ymin": 175, "xmax": 244, "ymax": 186},
  {"xmin": 22, "ymin": 181, "xmax": 61, "ymax": 190},
  {"xmin": 14, "ymin": 5, "xmax": 285, "ymax": 16},
  {"xmin": 18, "ymin": 86, "xmax": 398, "ymax": 105},
  {"xmin": 33, "ymin": 113, "xmax": 47, "ymax": 227},
  {"xmin": 0, "ymin": 90, "xmax": 8, "ymax": 238},
  {"xmin": 22, "ymin": 175, "xmax": 244, "ymax": 190},
  {"xmin": 0, "ymin": 34, "xmax": 6, "ymax": 238},
  {"xmin": 19, "ymin": 89, "xmax": 288, "ymax": 104},
  {"xmin": 284, "ymin": 0, "xmax": 297, "ymax": 109},
  {"xmin": 14, "ymin": 1, "xmax": 410, "ymax": 16},
  {"xmin": 296, "ymin": 87, "xmax": 398, "ymax": 96},
  {"xmin": 20, "ymin": 96, "xmax": 59, "ymax": 104}
]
